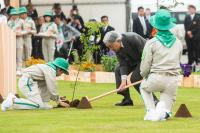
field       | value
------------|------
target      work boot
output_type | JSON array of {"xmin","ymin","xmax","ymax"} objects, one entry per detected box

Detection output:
[{"xmin": 115, "ymin": 99, "xmax": 133, "ymax": 106}]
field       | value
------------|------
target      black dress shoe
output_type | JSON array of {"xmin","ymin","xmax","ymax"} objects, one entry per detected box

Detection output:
[{"xmin": 115, "ymin": 99, "xmax": 133, "ymax": 106}]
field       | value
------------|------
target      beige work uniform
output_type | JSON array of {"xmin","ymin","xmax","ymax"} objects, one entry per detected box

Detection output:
[
  {"xmin": 8, "ymin": 18, "xmax": 24, "ymax": 71},
  {"xmin": 140, "ymin": 37, "xmax": 182, "ymax": 111},
  {"xmin": 22, "ymin": 17, "xmax": 36, "ymax": 61},
  {"xmin": 13, "ymin": 64, "xmax": 60, "ymax": 109},
  {"xmin": 40, "ymin": 22, "xmax": 58, "ymax": 62}
]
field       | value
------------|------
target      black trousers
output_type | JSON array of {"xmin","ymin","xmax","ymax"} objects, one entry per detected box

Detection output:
[
  {"xmin": 93, "ymin": 49, "xmax": 101, "ymax": 64},
  {"xmin": 31, "ymin": 37, "xmax": 43, "ymax": 59},
  {"xmin": 186, "ymin": 38, "xmax": 200, "ymax": 65},
  {"xmin": 115, "ymin": 64, "xmax": 158, "ymax": 102}
]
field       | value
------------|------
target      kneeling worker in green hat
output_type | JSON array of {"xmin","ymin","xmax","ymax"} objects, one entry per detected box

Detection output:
[
  {"xmin": 139, "ymin": 9, "xmax": 182, "ymax": 121},
  {"xmin": 1, "ymin": 58, "xmax": 69, "ymax": 111}
]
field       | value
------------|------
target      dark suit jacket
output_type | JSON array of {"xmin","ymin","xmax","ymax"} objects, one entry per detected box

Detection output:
[
  {"xmin": 116, "ymin": 32, "xmax": 146, "ymax": 75},
  {"xmin": 184, "ymin": 14, "xmax": 200, "ymax": 41},
  {"xmin": 99, "ymin": 25, "xmax": 115, "ymax": 49},
  {"xmin": 133, "ymin": 16, "xmax": 152, "ymax": 39}
]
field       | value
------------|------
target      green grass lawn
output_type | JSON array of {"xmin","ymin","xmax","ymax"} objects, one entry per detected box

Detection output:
[{"xmin": 0, "ymin": 81, "xmax": 200, "ymax": 133}]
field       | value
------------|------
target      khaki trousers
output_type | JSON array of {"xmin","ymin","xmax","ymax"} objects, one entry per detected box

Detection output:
[
  {"xmin": 140, "ymin": 73, "xmax": 178, "ymax": 111},
  {"xmin": 16, "ymin": 36, "xmax": 24, "ymax": 71},
  {"xmin": 23, "ymin": 35, "xmax": 32, "ymax": 61},
  {"xmin": 42, "ymin": 38, "xmax": 55, "ymax": 62},
  {"xmin": 14, "ymin": 75, "xmax": 44, "ymax": 109}
]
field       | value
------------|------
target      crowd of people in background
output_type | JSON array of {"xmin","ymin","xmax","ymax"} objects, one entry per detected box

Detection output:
[
  {"xmin": 0, "ymin": 0, "xmax": 115, "ymax": 76},
  {"xmin": 1, "ymin": 0, "xmax": 200, "ymax": 75},
  {"xmin": 133, "ymin": 5, "xmax": 200, "ymax": 68}
]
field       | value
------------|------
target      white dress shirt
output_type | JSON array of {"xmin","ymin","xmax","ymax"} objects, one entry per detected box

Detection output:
[
  {"xmin": 138, "ymin": 16, "xmax": 147, "ymax": 35},
  {"xmin": 190, "ymin": 14, "xmax": 195, "ymax": 21}
]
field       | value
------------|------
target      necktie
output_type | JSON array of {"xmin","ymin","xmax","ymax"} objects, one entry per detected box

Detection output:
[{"xmin": 140, "ymin": 17, "xmax": 147, "ymax": 35}]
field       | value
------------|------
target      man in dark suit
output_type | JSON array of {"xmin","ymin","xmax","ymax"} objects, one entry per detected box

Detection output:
[
  {"xmin": 99, "ymin": 16, "xmax": 115, "ymax": 55},
  {"xmin": 184, "ymin": 5, "xmax": 200, "ymax": 65},
  {"xmin": 103, "ymin": 31, "xmax": 158, "ymax": 106},
  {"xmin": 133, "ymin": 7, "xmax": 152, "ymax": 39}
]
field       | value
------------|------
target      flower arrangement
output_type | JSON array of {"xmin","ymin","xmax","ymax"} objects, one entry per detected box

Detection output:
[
  {"xmin": 80, "ymin": 61, "xmax": 96, "ymax": 72},
  {"xmin": 25, "ymin": 57, "xmax": 46, "ymax": 67},
  {"xmin": 180, "ymin": 64, "xmax": 192, "ymax": 77}
]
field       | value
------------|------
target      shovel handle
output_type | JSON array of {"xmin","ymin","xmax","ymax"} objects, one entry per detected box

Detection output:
[{"xmin": 89, "ymin": 80, "xmax": 143, "ymax": 102}]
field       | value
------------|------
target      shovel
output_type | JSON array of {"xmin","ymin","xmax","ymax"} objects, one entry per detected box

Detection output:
[{"xmin": 77, "ymin": 80, "xmax": 143, "ymax": 109}]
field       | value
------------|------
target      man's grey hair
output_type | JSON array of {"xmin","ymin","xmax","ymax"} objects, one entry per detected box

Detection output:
[{"xmin": 103, "ymin": 31, "xmax": 122, "ymax": 47}]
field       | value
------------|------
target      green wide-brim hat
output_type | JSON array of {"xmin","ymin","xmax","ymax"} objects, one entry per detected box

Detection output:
[
  {"xmin": 48, "ymin": 58, "xmax": 69, "ymax": 75},
  {"xmin": 10, "ymin": 8, "xmax": 18, "ymax": 15},
  {"xmin": 43, "ymin": 11, "xmax": 53, "ymax": 17},
  {"xmin": 19, "ymin": 7, "xmax": 27, "ymax": 14},
  {"xmin": 150, "ymin": 9, "xmax": 175, "ymax": 30}
]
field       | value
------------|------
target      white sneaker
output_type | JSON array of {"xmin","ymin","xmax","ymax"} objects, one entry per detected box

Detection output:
[
  {"xmin": 1, "ymin": 93, "xmax": 15, "ymax": 112},
  {"xmin": 41, "ymin": 102, "xmax": 53, "ymax": 110},
  {"xmin": 16, "ymin": 71, "xmax": 22, "ymax": 76},
  {"xmin": 144, "ymin": 109, "xmax": 155, "ymax": 121},
  {"xmin": 151, "ymin": 101, "xmax": 167, "ymax": 121}
]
